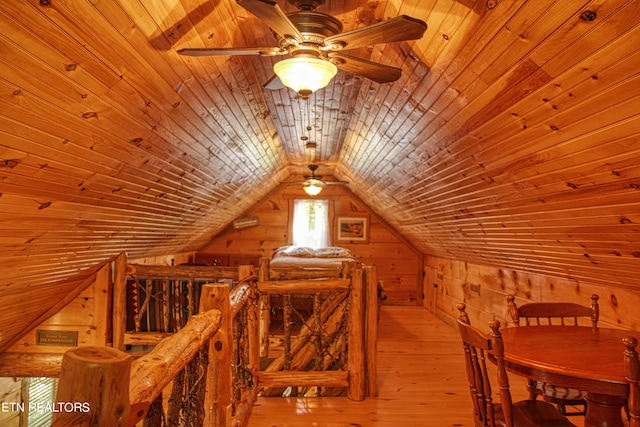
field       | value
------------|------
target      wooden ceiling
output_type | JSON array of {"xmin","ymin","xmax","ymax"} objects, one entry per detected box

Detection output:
[{"xmin": 1, "ymin": 0, "xmax": 640, "ymax": 350}]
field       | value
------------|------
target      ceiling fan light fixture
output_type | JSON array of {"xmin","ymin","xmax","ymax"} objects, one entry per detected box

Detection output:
[
  {"xmin": 303, "ymin": 178, "xmax": 323, "ymax": 196},
  {"xmin": 274, "ymin": 57, "xmax": 337, "ymax": 96}
]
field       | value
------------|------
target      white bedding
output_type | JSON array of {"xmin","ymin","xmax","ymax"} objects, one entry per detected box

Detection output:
[{"xmin": 270, "ymin": 246, "xmax": 356, "ymax": 270}]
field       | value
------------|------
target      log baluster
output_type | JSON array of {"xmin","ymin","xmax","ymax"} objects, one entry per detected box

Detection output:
[
  {"xmin": 347, "ymin": 268, "xmax": 365, "ymax": 401},
  {"xmin": 258, "ymin": 257, "xmax": 270, "ymax": 357},
  {"xmin": 364, "ymin": 266, "xmax": 379, "ymax": 397},
  {"xmin": 200, "ymin": 284, "xmax": 233, "ymax": 427},
  {"xmin": 112, "ymin": 253, "xmax": 128, "ymax": 351}
]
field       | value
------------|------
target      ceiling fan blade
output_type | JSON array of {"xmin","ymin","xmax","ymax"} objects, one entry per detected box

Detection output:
[
  {"xmin": 236, "ymin": 0, "xmax": 304, "ymax": 42},
  {"xmin": 177, "ymin": 46, "xmax": 285, "ymax": 56},
  {"xmin": 328, "ymin": 52, "xmax": 402, "ymax": 83},
  {"xmin": 264, "ymin": 74, "xmax": 285, "ymax": 90},
  {"xmin": 323, "ymin": 15, "xmax": 427, "ymax": 51},
  {"xmin": 322, "ymin": 181, "xmax": 349, "ymax": 186}
]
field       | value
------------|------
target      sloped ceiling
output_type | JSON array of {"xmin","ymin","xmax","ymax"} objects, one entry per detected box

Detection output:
[{"xmin": 1, "ymin": 0, "xmax": 640, "ymax": 350}]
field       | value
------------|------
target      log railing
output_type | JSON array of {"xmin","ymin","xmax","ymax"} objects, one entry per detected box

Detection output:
[
  {"xmin": 49, "ymin": 257, "xmax": 378, "ymax": 426},
  {"xmin": 256, "ymin": 258, "xmax": 379, "ymax": 400},
  {"xmin": 52, "ymin": 264, "xmax": 260, "ymax": 427}
]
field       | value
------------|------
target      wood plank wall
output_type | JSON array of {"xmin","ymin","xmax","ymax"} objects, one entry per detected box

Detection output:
[
  {"xmin": 0, "ymin": 378, "xmax": 23, "ymax": 426},
  {"xmin": 5, "ymin": 263, "xmax": 112, "ymax": 354},
  {"xmin": 199, "ymin": 183, "xmax": 423, "ymax": 305},
  {"xmin": 425, "ymin": 254, "xmax": 640, "ymax": 331}
]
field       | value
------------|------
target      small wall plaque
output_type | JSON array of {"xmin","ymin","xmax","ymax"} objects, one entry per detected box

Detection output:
[{"xmin": 36, "ymin": 330, "xmax": 78, "ymax": 347}]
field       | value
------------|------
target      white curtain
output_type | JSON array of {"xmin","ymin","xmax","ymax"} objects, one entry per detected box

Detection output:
[{"xmin": 292, "ymin": 199, "xmax": 329, "ymax": 248}]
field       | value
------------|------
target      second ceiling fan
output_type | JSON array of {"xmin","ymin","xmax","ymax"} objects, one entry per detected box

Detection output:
[
  {"xmin": 283, "ymin": 165, "xmax": 348, "ymax": 195},
  {"xmin": 178, "ymin": 0, "xmax": 427, "ymax": 97}
]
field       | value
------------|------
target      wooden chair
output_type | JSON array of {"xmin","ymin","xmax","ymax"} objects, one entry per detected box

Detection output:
[
  {"xmin": 456, "ymin": 303, "xmax": 577, "ymax": 427},
  {"xmin": 624, "ymin": 336, "xmax": 640, "ymax": 427},
  {"xmin": 505, "ymin": 294, "xmax": 599, "ymax": 416}
]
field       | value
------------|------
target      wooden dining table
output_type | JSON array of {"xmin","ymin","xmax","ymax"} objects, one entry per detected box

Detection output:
[{"xmin": 499, "ymin": 325, "xmax": 632, "ymax": 427}]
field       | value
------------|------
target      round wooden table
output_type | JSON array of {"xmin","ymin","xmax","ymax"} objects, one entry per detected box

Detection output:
[{"xmin": 499, "ymin": 325, "xmax": 631, "ymax": 427}]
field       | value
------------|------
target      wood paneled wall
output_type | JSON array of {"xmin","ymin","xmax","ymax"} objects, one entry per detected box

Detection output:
[
  {"xmin": 4, "ymin": 263, "xmax": 111, "ymax": 355},
  {"xmin": 425, "ymin": 254, "xmax": 640, "ymax": 331},
  {"xmin": 199, "ymin": 183, "xmax": 423, "ymax": 305},
  {"xmin": 0, "ymin": 378, "xmax": 23, "ymax": 426}
]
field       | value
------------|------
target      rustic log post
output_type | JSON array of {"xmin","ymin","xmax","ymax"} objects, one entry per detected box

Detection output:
[
  {"xmin": 230, "ymin": 385, "xmax": 258, "ymax": 427},
  {"xmin": 347, "ymin": 268, "xmax": 365, "ymax": 401},
  {"xmin": 283, "ymin": 294, "xmax": 292, "ymax": 370},
  {"xmin": 239, "ymin": 266, "xmax": 260, "ymax": 396},
  {"xmin": 52, "ymin": 346, "xmax": 131, "ymax": 427},
  {"xmin": 364, "ymin": 266, "xmax": 378, "ymax": 397},
  {"xmin": 258, "ymin": 257, "xmax": 270, "ymax": 357},
  {"xmin": 112, "ymin": 253, "xmax": 128, "ymax": 351},
  {"xmin": 200, "ymin": 284, "xmax": 233, "ymax": 427}
]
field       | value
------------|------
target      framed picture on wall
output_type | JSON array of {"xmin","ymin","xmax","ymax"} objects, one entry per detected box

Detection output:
[{"xmin": 335, "ymin": 215, "xmax": 369, "ymax": 243}]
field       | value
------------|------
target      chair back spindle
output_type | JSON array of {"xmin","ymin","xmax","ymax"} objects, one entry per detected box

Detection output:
[
  {"xmin": 457, "ymin": 304, "xmax": 504, "ymax": 426},
  {"xmin": 504, "ymin": 294, "xmax": 599, "ymax": 417},
  {"xmin": 624, "ymin": 336, "xmax": 640, "ymax": 427},
  {"xmin": 457, "ymin": 302, "xmax": 577, "ymax": 427},
  {"xmin": 506, "ymin": 294, "xmax": 599, "ymax": 327}
]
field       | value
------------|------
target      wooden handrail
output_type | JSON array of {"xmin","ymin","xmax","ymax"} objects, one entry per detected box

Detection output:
[
  {"xmin": 54, "ymin": 261, "xmax": 260, "ymax": 427},
  {"xmin": 125, "ymin": 264, "xmax": 241, "ymax": 279},
  {"xmin": 257, "ymin": 277, "xmax": 350, "ymax": 293},
  {"xmin": 55, "ymin": 256, "xmax": 372, "ymax": 426},
  {"xmin": 127, "ymin": 305, "xmax": 222, "ymax": 425},
  {"xmin": 230, "ymin": 282, "xmax": 252, "ymax": 318},
  {"xmin": 51, "ymin": 304, "xmax": 222, "ymax": 427}
]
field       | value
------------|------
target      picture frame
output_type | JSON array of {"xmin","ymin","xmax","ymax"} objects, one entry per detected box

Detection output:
[{"xmin": 335, "ymin": 215, "xmax": 369, "ymax": 243}]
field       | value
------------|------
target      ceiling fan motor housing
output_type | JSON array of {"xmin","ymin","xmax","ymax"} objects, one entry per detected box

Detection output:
[
  {"xmin": 288, "ymin": 0, "xmax": 326, "ymax": 12},
  {"xmin": 276, "ymin": 10, "xmax": 343, "ymax": 53}
]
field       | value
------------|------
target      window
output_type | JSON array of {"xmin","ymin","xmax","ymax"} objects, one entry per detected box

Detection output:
[
  {"xmin": 292, "ymin": 199, "xmax": 329, "ymax": 248},
  {"xmin": 27, "ymin": 377, "xmax": 58, "ymax": 427}
]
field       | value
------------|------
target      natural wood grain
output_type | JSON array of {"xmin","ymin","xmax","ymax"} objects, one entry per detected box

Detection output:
[
  {"xmin": 500, "ymin": 325, "xmax": 629, "ymax": 427},
  {"xmin": 1, "ymin": 0, "xmax": 640, "ymax": 369},
  {"xmin": 247, "ymin": 305, "xmax": 537, "ymax": 426},
  {"xmin": 127, "ymin": 305, "xmax": 222, "ymax": 425},
  {"xmin": 52, "ymin": 347, "xmax": 131, "ymax": 427},
  {"xmin": 0, "ymin": 353, "xmax": 64, "ymax": 377}
]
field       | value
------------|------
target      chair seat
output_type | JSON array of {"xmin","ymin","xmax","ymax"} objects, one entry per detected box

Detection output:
[
  {"xmin": 532, "ymin": 380, "xmax": 585, "ymax": 401},
  {"xmin": 493, "ymin": 400, "xmax": 578, "ymax": 427}
]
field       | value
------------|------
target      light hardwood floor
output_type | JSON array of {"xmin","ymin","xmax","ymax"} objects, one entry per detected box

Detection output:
[{"xmin": 247, "ymin": 305, "xmax": 556, "ymax": 427}]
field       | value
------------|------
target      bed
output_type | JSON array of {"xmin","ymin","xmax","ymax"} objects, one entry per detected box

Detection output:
[
  {"xmin": 269, "ymin": 245, "xmax": 358, "ymax": 272},
  {"xmin": 263, "ymin": 246, "xmax": 386, "ymax": 327}
]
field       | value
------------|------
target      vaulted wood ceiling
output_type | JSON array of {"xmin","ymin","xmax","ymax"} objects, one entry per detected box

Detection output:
[{"xmin": 1, "ymin": 0, "xmax": 640, "ymax": 351}]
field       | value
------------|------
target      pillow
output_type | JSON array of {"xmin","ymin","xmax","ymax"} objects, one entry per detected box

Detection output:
[
  {"xmin": 273, "ymin": 246, "xmax": 315, "ymax": 258},
  {"xmin": 312, "ymin": 247, "xmax": 354, "ymax": 258}
]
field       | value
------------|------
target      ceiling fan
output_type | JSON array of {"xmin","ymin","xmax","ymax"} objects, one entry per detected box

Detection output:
[
  {"xmin": 178, "ymin": 0, "xmax": 427, "ymax": 97},
  {"xmin": 284, "ymin": 164, "xmax": 348, "ymax": 195}
]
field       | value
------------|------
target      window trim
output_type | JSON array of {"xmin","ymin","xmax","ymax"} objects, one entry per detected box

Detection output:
[{"xmin": 287, "ymin": 197, "xmax": 335, "ymax": 246}]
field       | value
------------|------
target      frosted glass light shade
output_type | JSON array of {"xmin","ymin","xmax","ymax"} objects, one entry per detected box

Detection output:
[
  {"xmin": 274, "ymin": 57, "xmax": 337, "ymax": 95},
  {"xmin": 303, "ymin": 180, "xmax": 323, "ymax": 196}
]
